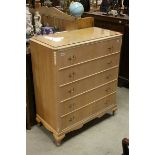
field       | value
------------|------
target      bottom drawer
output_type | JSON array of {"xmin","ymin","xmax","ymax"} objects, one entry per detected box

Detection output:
[
  {"xmin": 61, "ymin": 106, "xmax": 90, "ymax": 129},
  {"xmin": 90, "ymin": 93, "xmax": 116, "ymax": 115},
  {"xmin": 61, "ymin": 93, "xmax": 116, "ymax": 130}
]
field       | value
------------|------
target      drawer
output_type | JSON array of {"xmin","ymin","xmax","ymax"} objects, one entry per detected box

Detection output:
[
  {"xmin": 61, "ymin": 105, "xmax": 90, "ymax": 129},
  {"xmin": 61, "ymin": 93, "xmax": 116, "ymax": 129},
  {"xmin": 59, "ymin": 67, "xmax": 119, "ymax": 101},
  {"xmin": 57, "ymin": 38, "xmax": 122, "ymax": 68},
  {"xmin": 60, "ymin": 80, "xmax": 117, "ymax": 115},
  {"xmin": 59, "ymin": 53, "xmax": 120, "ymax": 85},
  {"xmin": 90, "ymin": 93, "xmax": 116, "ymax": 115}
]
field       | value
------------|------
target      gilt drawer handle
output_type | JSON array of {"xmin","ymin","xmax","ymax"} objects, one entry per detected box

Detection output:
[
  {"xmin": 105, "ymin": 100, "xmax": 110, "ymax": 105},
  {"xmin": 68, "ymin": 55, "xmax": 76, "ymax": 61},
  {"xmin": 69, "ymin": 72, "xmax": 76, "ymax": 78},
  {"xmin": 68, "ymin": 116, "xmax": 75, "ymax": 122},
  {"xmin": 105, "ymin": 87, "xmax": 111, "ymax": 92},
  {"xmin": 69, "ymin": 104, "xmax": 73, "ymax": 109},
  {"xmin": 68, "ymin": 88, "xmax": 75, "ymax": 94},
  {"xmin": 106, "ymin": 74, "xmax": 112, "ymax": 79},
  {"xmin": 107, "ymin": 46, "xmax": 113, "ymax": 52},
  {"xmin": 107, "ymin": 61, "xmax": 112, "ymax": 65}
]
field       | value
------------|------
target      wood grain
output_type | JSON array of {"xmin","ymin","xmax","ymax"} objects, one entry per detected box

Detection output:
[{"xmin": 30, "ymin": 27, "xmax": 122, "ymax": 145}]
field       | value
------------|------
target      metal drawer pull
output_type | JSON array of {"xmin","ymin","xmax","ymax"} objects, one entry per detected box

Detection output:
[
  {"xmin": 68, "ymin": 103, "xmax": 75, "ymax": 109},
  {"xmin": 107, "ymin": 61, "xmax": 112, "ymax": 65},
  {"xmin": 69, "ymin": 104, "xmax": 73, "ymax": 109},
  {"xmin": 68, "ymin": 55, "xmax": 76, "ymax": 61},
  {"xmin": 69, "ymin": 116, "xmax": 75, "ymax": 122},
  {"xmin": 105, "ymin": 102, "xmax": 108, "ymax": 105},
  {"xmin": 107, "ymin": 46, "xmax": 113, "ymax": 52},
  {"xmin": 105, "ymin": 87, "xmax": 111, "ymax": 92},
  {"xmin": 68, "ymin": 88, "xmax": 75, "ymax": 94},
  {"xmin": 69, "ymin": 72, "xmax": 76, "ymax": 78},
  {"xmin": 106, "ymin": 74, "xmax": 112, "ymax": 79},
  {"xmin": 105, "ymin": 100, "xmax": 110, "ymax": 105}
]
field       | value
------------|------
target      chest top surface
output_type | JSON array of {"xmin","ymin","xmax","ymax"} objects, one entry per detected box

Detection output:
[{"xmin": 30, "ymin": 27, "xmax": 122, "ymax": 50}]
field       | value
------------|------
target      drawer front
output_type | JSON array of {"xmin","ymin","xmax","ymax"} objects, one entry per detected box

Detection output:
[
  {"xmin": 60, "ymin": 80, "xmax": 117, "ymax": 115},
  {"xmin": 59, "ymin": 53, "xmax": 120, "ymax": 85},
  {"xmin": 61, "ymin": 105, "xmax": 90, "ymax": 129},
  {"xmin": 57, "ymin": 38, "xmax": 122, "ymax": 68},
  {"xmin": 61, "ymin": 93, "xmax": 116, "ymax": 129},
  {"xmin": 90, "ymin": 93, "xmax": 116, "ymax": 115},
  {"xmin": 59, "ymin": 67, "xmax": 119, "ymax": 101}
]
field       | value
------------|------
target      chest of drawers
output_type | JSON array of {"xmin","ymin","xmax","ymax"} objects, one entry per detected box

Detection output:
[{"xmin": 30, "ymin": 27, "xmax": 122, "ymax": 145}]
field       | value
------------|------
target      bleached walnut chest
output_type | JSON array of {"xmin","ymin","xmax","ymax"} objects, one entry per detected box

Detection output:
[{"xmin": 30, "ymin": 27, "xmax": 122, "ymax": 145}]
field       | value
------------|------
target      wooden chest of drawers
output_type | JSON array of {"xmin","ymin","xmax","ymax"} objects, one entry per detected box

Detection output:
[{"xmin": 30, "ymin": 27, "xmax": 122, "ymax": 145}]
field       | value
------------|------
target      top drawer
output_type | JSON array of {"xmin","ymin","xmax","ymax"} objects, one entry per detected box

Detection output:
[{"xmin": 57, "ymin": 38, "xmax": 122, "ymax": 68}]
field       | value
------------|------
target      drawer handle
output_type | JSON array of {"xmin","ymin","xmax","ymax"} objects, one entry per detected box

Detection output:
[
  {"xmin": 69, "ymin": 72, "xmax": 76, "ymax": 78},
  {"xmin": 107, "ymin": 61, "xmax": 112, "ymax": 65},
  {"xmin": 69, "ymin": 103, "xmax": 74, "ymax": 109},
  {"xmin": 68, "ymin": 55, "xmax": 76, "ymax": 61},
  {"xmin": 106, "ymin": 74, "xmax": 112, "ymax": 79},
  {"xmin": 105, "ymin": 102, "xmax": 108, "ymax": 105},
  {"xmin": 68, "ymin": 116, "xmax": 75, "ymax": 122},
  {"xmin": 105, "ymin": 100, "xmax": 110, "ymax": 105},
  {"xmin": 107, "ymin": 46, "xmax": 113, "ymax": 52},
  {"xmin": 68, "ymin": 88, "xmax": 75, "ymax": 94},
  {"xmin": 105, "ymin": 87, "xmax": 111, "ymax": 92}
]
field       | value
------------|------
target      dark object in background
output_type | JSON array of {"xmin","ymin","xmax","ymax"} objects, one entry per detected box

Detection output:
[
  {"xmin": 52, "ymin": 0, "xmax": 60, "ymax": 6},
  {"xmin": 111, "ymin": 0, "xmax": 119, "ymax": 10},
  {"xmin": 83, "ymin": 12, "xmax": 129, "ymax": 88},
  {"xmin": 41, "ymin": 26, "xmax": 54, "ymax": 35},
  {"xmin": 122, "ymin": 138, "xmax": 129, "ymax": 155},
  {"xmin": 123, "ymin": 0, "xmax": 129, "ymax": 8},
  {"xmin": 123, "ymin": 0, "xmax": 129, "ymax": 14},
  {"xmin": 100, "ymin": 0, "xmax": 112, "ymax": 13},
  {"xmin": 78, "ymin": 0, "xmax": 90, "ymax": 12},
  {"xmin": 26, "ymin": 50, "xmax": 36, "ymax": 130}
]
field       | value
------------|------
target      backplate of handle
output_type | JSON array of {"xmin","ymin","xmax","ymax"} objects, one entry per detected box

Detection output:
[
  {"xmin": 69, "ymin": 72, "xmax": 76, "ymax": 78},
  {"xmin": 68, "ymin": 55, "xmax": 76, "ymax": 61},
  {"xmin": 107, "ymin": 61, "xmax": 112, "ymax": 65},
  {"xmin": 68, "ymin": 116, "xmax": 75, "ymax": 122},
  {"xmin": 68, "ymin": 88, "xmax": 75, "ymax": 94},
  {"xmin": 106, "ymin": 74, "xmax": 112, "ymax": 79}
]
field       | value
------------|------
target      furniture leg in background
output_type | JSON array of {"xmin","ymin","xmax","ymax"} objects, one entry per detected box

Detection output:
[
  {"xmin": 122, "ymin": 138, "xmax": 129, "ymax": 155},
  {"xmin": 26, "ymin": 53, "xmax": 36, "ymax": 130}
]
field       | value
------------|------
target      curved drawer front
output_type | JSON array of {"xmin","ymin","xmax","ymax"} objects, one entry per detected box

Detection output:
[
  {"xmin": 60, "ymin": 80, "xmax": 117, "ymax": 115},
  {"xmin": 59, "ymin": 67, "xmax": 118, "ymax": 101},
  {"xmin": 61, "ymin": 93, "xmax": 116, "ymax": 129},
  {"xmin": 57, "ymin": 38, "xmax": 122, "ymax": 69},
  {"xmin": 59, "ymin": 53, "xmax": 120, "ymax": 85}
]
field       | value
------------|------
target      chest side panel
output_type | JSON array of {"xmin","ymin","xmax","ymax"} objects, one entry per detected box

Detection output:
[{"xmin": 30, "ymin": 41, "xmax": 58, "ymax": 131}]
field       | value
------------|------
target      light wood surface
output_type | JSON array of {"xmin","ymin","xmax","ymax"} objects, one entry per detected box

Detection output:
[
  {"xmin": 58, "ymin": 52, "xmax": 120, "ymax": 85},
  {"xmin": 57, "ymin": 37, "xmax": 122, "ymax": 68},
  {"xmin": 30, "ymin": 27, "xmax": 122, "ymax": 49},
  {"xmin": 30, "ymin": 42, "xmax": 59, "ymax": 131},
  {"xmin": 29, "ymin": 7, "xmax": 94, "ymax": 31},
  {"xmin": 30, "ymin": 27, "xmax": 122, "ymax": 145},
  {"xmin": 59, "ymin": 67, "xmax": 118, "ymax": 102}
]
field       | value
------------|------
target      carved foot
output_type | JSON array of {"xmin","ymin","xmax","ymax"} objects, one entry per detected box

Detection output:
[
  {"xmin": 112, "ymin": 110, "xmax": 116, "ymax": 116},
  {"xmin": 53, "ymin": 134, "xmax": 65, "ymax": 146}
]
